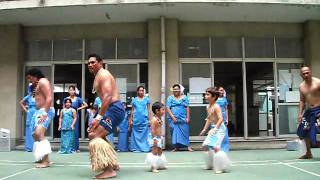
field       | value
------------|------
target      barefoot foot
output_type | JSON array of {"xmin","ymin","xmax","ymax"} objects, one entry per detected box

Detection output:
[
  {"xmin": 35, "ymin": 161, "xmax": 50, "ymax": 168},
  {"xmin": 94, "ymin": 170, "xmax": 116, "ymax": 179},
  {"xmin": 299, "ymin": 153, "xmax": 313, "ymax": 159}
]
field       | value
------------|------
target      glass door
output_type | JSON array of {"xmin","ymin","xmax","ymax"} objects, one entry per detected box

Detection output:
[
  {"xmin": 277, "ymin": 63, "xmax": 302, "ymax": 135},
  {"xmin": 214, "ymin": 62, "xmax": 244, "ymax": 137},
  {"xmin": 53, "ymin": 64, "xmax": 82, "ymax": 139},
  {"xmin": 181, "ymin": 63, "xmax": 212, "ymax": 137},
  {"xmin": 107, "ymin": 64, "xmax": 139, "ymax": 104},
  {"xmin": 246, "ymin": 62, "xmax": 276, "ymax": 137}
]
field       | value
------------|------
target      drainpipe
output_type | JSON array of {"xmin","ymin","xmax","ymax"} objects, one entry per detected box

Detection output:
[{"xmin": 160, "ymin": 16, "xmax": 166, "ymax": 148}]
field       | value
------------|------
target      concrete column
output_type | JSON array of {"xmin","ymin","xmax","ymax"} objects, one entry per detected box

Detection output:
[
  {"xmin": 164, "ymin": 19, "xmax": 179, "ymax": 147},
  {"xmin": 147, "ymin": 19, "xmax": 162, "ymax": 102},
  {"xmin": 304, "ymin": 21, "xmax": 320, "ymax": 77},
  {"xmin": 165, "ymin": 19, "xmax": 179, "ymax": 95},
  {"xmin": 0, "ymin": 25, "xmax": 24, "ymax": 147}
]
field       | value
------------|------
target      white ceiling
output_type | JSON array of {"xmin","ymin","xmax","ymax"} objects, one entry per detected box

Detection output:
[{"xmin": 0, "ymin": 2, "xmax": 319, "ymax": 26}]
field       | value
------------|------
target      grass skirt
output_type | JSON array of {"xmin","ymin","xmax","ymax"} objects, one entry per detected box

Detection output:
[{"xmin": 89, "ymin": 138, "xmax": 118, "ymax": 172}]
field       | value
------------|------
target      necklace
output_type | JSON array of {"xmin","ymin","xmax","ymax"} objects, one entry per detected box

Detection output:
[
  {"xmin": 32, "ymin": 81, "xmax": 39, "ymax": 98},
  {"xmin": 154, "ymin": 116, "xmax": 162, "ymax": 125}
]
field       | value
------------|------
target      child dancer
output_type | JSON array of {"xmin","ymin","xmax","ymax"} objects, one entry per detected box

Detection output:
[
  {"xmin": 199, "ymin": 87, "xmax": 231, "ymax": 174},
  {"xmin": 86, "ymin": 103, "xmax": 98, "ymax": 131},
  {"xmin": 58, "ymin": 98, "xmax": 77, "ymax": 154},
  {"xmin": 145, "ymin": 102, "xmax": 167, "ymax": 173}
]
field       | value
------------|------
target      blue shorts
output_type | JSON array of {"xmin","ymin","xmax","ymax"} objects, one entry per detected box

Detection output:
[
  {"xmin": 32, "ymin": 107, "xmax": 55, "ymax": 134},
  {"xmin": 99, "ymin": 101, "xmax": 125, "ymax": 133}
]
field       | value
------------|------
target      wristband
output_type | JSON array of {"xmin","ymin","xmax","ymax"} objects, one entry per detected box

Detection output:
[{"xmin": 96, "ymin": 114, "xmax": 103, "ymax": 120}]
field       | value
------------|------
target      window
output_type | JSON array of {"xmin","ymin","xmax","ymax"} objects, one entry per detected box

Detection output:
[
  {"xmin": 181, "ymin": 63, "xmax": 211, "ymax": 95},
  {"xmin": 53, "ymin": 40, "xmax": 83, "ymax": 60},
  {"xmin": 179, "ymin": 37, "xmax": 210, "ymax": 58},
  {"xmin": 211, "ymin": 37, "xmax": 242, "ymax": 58},
  {"xmin": 85, "ymin": 39, "xmax": 115, "ymax": 59},
  {"xmin": 117, "ymin": 38, "xmax": 147, "ymax": 59},
  {"xmin": 107, "ymin": 64, "xmax": 138, "ymax": 104},
  {"xmin": 276, "ymin": 38, "xmax": 303, "ymax": 58},
  {"xmin": 245, "ymin": 37, "xmax": 275, "ymax": 58},
  {"xmin": 26, "ymin": 41, "xmax": 52, "ymax": 61}
]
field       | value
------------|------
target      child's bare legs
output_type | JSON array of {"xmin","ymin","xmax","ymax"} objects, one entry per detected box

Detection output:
[
  {"xmin": 212, "ymin": 146, "xmax": 223, "ymax": 174},
  {"xmin": 150, "ymin": 146, "xmax": 159, "ymax": 172},
  {"xmin": 157, "ymin": 148, "xmax": 167, "ymax": 170},
  {"xmin": 203, "ymin": 146, "xmax": 213, "ymax": 170},
  {"xmin": 150, "ymin": 146, "xmax": 167, "ymax": 172}
]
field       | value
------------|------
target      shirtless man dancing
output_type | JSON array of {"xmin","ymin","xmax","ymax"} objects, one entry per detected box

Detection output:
[
  {"xmin": 87, "ymin": 54, "xmax": 125, "ymax": 179},
  {"xmin": 297, "ymin": 66, "xmax": 320, "ymax": 159},
  {"xmin": 25, "ymin": 68, "xmax": 55, "ymax": 168}
]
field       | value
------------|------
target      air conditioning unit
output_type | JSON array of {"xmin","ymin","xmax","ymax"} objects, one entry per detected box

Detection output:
[{"xmin": 0, "ymin": 128, "xmax": 10, "ymax": 152}]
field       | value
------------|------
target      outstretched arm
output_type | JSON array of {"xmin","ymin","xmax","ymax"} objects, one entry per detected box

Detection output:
[{"xmin": 199, "ymin": 118, "xmax": 211, "ymax": 136}]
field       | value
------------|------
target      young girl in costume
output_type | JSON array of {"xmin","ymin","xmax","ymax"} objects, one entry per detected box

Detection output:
[{"xmin": 59, "ymin": 98, "xmax": 77, "ymax": 154}]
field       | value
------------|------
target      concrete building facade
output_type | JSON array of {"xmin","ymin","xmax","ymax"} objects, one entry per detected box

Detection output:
[{"xmin": 0, "ymin": 0, "xmax": 319, "ymax": 148}]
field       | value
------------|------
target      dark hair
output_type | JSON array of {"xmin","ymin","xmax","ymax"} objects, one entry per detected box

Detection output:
[
  {"xmin": 172, "ymin": 84, "xmax": 180, "ymax": 89},
  {"xmin": 68, "ymin": 85, "xmax": 76, "ymax": 90},
  {"xmin": 206, "ymin": 87, "xmax": 220, "ymax": 101},
  {"xmin": 136, "ymin": 85, "xmax": 145, "ymax": 92},
  {"xmin": 25, "ymin": 68, "xmax": 45, "ymax": 79},
  {"xmin": 152, "ymin": 102, "xmax": 164, "ymax": 114},
  {"xmin": 301, "ymin": 66, "xmax": 311, "ymax": 71},
  {"xmin": 87, "ymin": 53, "xmax": 103, "ymax": 62},
  {"xmin": 92, "ymin": 104, "xmax": 98, "ymax": 110},
  {"xmin": 64, "ymin": 98, "xmax": 72, "ymax": 104}
]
